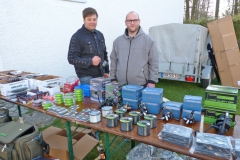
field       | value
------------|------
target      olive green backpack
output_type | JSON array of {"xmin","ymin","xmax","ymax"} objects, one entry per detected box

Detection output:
[{"xmin": 0, "ymin": 121, "xmax": 49, "ymax": 160}]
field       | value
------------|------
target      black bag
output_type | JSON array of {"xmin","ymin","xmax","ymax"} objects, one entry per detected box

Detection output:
[
  {"xmin": 0, "ymin": 121, "xmax": 49, "ymax": 160},
  {"xmin": 0, "ymin": 107, "xmax": 12, "ymax": 124}
]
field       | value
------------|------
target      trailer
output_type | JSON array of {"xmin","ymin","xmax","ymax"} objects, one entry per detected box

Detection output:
[{"xmin": 149, "ymin": 23, "xmax": 213, "ymax": 88}]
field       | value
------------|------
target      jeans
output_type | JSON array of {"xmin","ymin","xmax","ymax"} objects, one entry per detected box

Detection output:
[{"xmin": 79, "ymin": 76, "xmax": 92, "ymax": 85}]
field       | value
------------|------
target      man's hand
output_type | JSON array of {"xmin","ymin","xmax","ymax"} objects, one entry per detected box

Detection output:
[
  {"xmin": 104, "ymin": 73, "xmax": 109, "ymax": 78},
  {"xmin": 147, "ymin": 83, "xmax": 155, "ymax": 88},
  {"xmin": 92, "ymin": 56, "xmax": 101, "ymax": 66}
]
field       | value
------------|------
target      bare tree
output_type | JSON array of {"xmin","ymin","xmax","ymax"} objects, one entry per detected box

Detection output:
[
  {"xmin": 191, "ymin": 0, "xmax": 198, "ymax": 20},
  {"xmin": 185, "ymin": 0, "xmax": 190, "ymax": 21},
  {"xmin": 215, "ymin": 0, "xmax": 220, "ymax": 19}
]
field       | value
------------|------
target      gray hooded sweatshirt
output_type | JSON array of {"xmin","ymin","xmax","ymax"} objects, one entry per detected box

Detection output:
[{"xmin": 110, "ymin": 27, "xmax": 159, "ymax": 86}]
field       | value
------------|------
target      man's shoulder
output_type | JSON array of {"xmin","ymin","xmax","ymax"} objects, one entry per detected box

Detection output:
[{"xmin": 114, "ymin": 34, "xmax": 125, "ymax": 42}]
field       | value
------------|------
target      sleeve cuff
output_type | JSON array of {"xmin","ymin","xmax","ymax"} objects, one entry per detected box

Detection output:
[{"xmin": 147, "ymin": 80, "xmax": 156, "ymax": 84}]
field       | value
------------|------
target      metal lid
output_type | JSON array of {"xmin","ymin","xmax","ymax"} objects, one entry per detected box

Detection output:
[
  {"xmin": 89, "ymin": 110, "xmax": 100, "ymax": 116},
  {"xmin": 129, "ymin": 111, "xmax": 141, "ymax": 116},
  {"xmin": 106, "ymin": 114, "xmax": 118, "ymax": 119},
  {"xmin": 144, "ymin": 114, "xmax": 157, "ymax": 120},
  {"xmin": 115, "ymin": 108, "xmax": 126, "ymax": 113},
  {"xmin": 120, "ymin": 117, "xmax": 133, "ymax": 123},
  {"xmin": 102, "ymin": 106, "xmax": 113, "ymax": 111},
  {"xmin": 137, "ymin": 120, "xmax": 150, "ymax": 127}
]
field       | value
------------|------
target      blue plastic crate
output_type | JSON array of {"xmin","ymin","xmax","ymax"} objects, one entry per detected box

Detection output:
[
  {"xmin": 142, "ymin": 87, "xmax": 163, "ymax": 104},
  {"xmin": 75, "ymin": 84, "xmax": 90, "ymax": 97},
  {"xmin": 144, "ymin": 102, "xmax": 163, "ymax": 115}
]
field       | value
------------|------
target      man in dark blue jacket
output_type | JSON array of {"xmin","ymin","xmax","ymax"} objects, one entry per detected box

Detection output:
[{"xmin": 68, "ymin": 7, "xmax": 109, "ymax": 84}]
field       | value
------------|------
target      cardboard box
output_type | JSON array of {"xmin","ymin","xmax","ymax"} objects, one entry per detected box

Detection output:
[
  {"xmin": 142, "ymin": 87, "xmax": 163, "ymax": 104},
  {"xmin": 122, "ymin": 84, "xmax": 144, "ymax": 100},
  {"xmin": 183, "ymin": 95, "xmax": 202, "ymax": 111},
  {"xmin": 42, "ymin": 126, "xmax": 98, "ymax": 160},
  {"xmin": 0, "ymin": 79, "xmax": 29, "ymax": 96},
  {"xmin": 29, "ymin": 75, "xmax": 63, "ymax": 88},
  {"xmin": 38, "ymin": 85, "xmax": 61, "ymax": 96},
  {"xmin": 207, "ymin": 16, "xmax": 240, "ymax": 88},
  {"xmin": 90, "ymin": 77, "xmax": 111, "ymax": 90}
]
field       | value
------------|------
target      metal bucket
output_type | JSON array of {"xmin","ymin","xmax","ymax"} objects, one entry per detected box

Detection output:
[
  {"xmin": 120, "ymin": 117, "xmax": 133, "ymax": 132},
  {"xmin": 106, "ymin": 114, "xmax": 118, "ymax": 128},
  {"xmin": 144, "ymin": 114, "xmax": 157, "ymax": 128},
  {"xmin": 137, "ymin": 120, "xmax": 151, "ymax": 136},
  {"xmin": 115, "ymin": 108, "xmax": 126, "ymax": 120},
  {"xmin": 129, "ymin": 111, "xmax": 141, "ymax": 124}
]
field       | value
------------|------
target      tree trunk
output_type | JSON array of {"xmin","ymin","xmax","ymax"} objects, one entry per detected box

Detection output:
[
  {"xmin": 215, "ymin": 0, "xmax": 220, "ymax": 19},
  {"xmin": 191, "ymin": 0, "xmax": 198, "ymax": 20},
  {"xmin": 234, "ymin": 0, "xmax": 238, "ymax": 15},
  {"xmin": 185, "ymin": 0, "xmax": 190, "ymax": 21}
]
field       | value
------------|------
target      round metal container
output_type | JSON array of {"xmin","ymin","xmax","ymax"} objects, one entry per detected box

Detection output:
[
  {"xmin": 129, "ymin": 111, "xmax": 141, "ymax": 124},
  {"xmin": 115, "ymin": 108, "xmax": 126, "ymax": 120},
  {"xmin": 144, "ymin": 114, "xmax": 157, "ymax": 128},
  {"xmin": 120, "ymin": 117, "xmax": 133, "ymax": 132},
  {"xmin": 137, "ymin": 120, "xmax": 151, "ymax": 136},
  {"xmin": 89, "ymin": 110, "xmax": 101, "ymax": 123},
  {"xmin": 102, "ymin": 106, "xmax": 113, "ymax": 117},
  {"xmin": 106, "ymin": 114, "xmax": 118, "ymax": 128}
]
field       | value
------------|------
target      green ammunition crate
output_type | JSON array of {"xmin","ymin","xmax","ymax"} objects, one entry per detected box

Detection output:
[
  {"xmin": 203, "ymin": 108, "xmax": 236, "ymax": 128},
  {"xmin": 204, "ymin": 85, "xmax": 238, "ymax": 111}
]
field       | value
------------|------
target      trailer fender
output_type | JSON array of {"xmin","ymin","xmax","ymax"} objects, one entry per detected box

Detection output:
[{"xmin": 201, "ymin": 66, "xmax": 212, "ymax": 79}]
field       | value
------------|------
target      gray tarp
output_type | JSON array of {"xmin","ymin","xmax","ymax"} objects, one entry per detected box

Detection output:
[{"xmin": 149, "ymin": 23, "xmax": 209, "ymax": 65}]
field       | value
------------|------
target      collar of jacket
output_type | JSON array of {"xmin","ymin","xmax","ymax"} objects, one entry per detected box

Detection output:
[
  {"xmin": 124, "ymin": 26, "xmax": 144, "ymax": 39},
  {"xmin": 81, "ymin": 24, "xmax": 97, "ymax": 34}
]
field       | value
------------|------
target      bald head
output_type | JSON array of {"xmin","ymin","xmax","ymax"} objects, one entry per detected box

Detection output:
[{"xmin": 126, "ymin": 11, "xmax": 139, "ymax": 20}]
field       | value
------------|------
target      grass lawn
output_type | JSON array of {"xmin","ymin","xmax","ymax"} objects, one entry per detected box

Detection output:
[{"xmin": 41, "ymin": 78, "xmax": 240, "ymax": 160}]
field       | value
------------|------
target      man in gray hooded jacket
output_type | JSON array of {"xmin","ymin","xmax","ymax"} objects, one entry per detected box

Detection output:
[{"xmin": 110, "ymin": 11, "xmax": 159, "ymax": 87}]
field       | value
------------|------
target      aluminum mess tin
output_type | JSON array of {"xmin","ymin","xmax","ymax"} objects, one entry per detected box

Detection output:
[
  {"xmin": 144, "ymin": 114, "xmax": 157, "ymax": 128},
  {"xmin": 102, "ymin": 106, "xmax": 113, "ymax": 117},
  {"xmin": 137, "ymin": 120, "xmax": 151, "ymax": 136},
  {"xmin": 120, "ymin": 117, "xmax": 133, "ymax": 132},
  {"xmin": 89, "ymin": 110, "xmax": 101, "ymax": 123},
  {"xmin": 106, "ymin": 114, "xmax": 118, "ymax": 127},
  {"xmin": 129, "ymin": 111, "xmax": 141, "ymax": 124},
  {"xmin": 115, "ymin": 108, "xmax": 126, "ymax": 120}
]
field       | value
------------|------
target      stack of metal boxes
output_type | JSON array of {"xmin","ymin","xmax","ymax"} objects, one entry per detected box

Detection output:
[
  {"xmin": 122, "ymin": 84, "xmax": 144, "ymax": 110},
  {"xmin": 90, "ymin": 77, "xmax": 111, "ymax": 102},
  {"xmin": 142, "ymin": 87, "xmax": 163, "ymax": 114},
  {"xmin": 203, "ymin": 85, "xmax": 238, "ymax": 127},
  {"xmin": 182, "ymin": 95, "xmax": 202, "ymax": 122}
]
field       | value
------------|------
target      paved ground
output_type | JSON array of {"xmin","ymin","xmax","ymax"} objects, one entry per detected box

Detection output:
[{"xmin": 0, "ymin": 100, "xmax": 55, "ymax": 127}]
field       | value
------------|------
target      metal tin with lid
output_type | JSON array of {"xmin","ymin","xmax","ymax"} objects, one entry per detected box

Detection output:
[
  {"xmin": 115, "ymin": 108, "xmax": 127, "ymax": 120},
  {"xmin": 137, "ymin": 120, "xmax": 151, "ymax": 136},
  {"xmin": 129, "ymin": 111, "xmax": 141, "ymax": 124},
  {"xmin": 120, "ymin": 117, "xmax": 133, "ymax": 132},
  {"xmin": 144, "ymin": 114, "xmax": 157, "ymax": 128},
  {"xmin": 89, "ymin": 110, "xmax": 101, "ymax": 123},
  {"xmin": 102, "ymin": 106, "xmax": 113, "ymax": 117},
  {"xmin": 106, "ymin": 114, "xmax": 118, "ymax": 127}
]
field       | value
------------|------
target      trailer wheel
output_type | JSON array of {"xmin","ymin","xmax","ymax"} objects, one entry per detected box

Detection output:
[{"xmin": 202, "ymin": 78, "xmax": 211, "ymax": 89}]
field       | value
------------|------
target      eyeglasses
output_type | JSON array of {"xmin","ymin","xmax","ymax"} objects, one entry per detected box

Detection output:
[{"xmin": 126, "ymin": 19, "xmax": 139, "ymax": 23}]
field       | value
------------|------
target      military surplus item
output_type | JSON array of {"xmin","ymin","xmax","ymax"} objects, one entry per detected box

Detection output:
[{"xmin": 0, "ymin": 107, "xmax": 12, "ymax": 124}]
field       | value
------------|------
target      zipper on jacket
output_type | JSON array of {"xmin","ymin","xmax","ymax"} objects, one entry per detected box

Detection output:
[{"xmin": 126, "ymin": 38, "xmax": 133, "ymax": 84}]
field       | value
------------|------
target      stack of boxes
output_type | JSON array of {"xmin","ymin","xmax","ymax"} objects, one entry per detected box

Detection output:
[
  {"xmin": 122, "ymin": 84, "xmax": 144, "ymax": 110},
  {"xmin": 182, "ymin": 95, "xmax": 202, "ymax": 122},
  {"xmin": 203, "ymin": 85, "xmax": 238, "ymax": 127},
  {"xmin": 142, "ymin": 87, "xmax": 163, "ymax": 114},
  {"xmin": 90, "ymin": 77, "xmax": 111, "ymax": 102}
]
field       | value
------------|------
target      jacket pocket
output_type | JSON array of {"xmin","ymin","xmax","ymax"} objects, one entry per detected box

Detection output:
[{"xmin": 83, "ymin": 40, "xmax": 95, "ymax": 55}]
